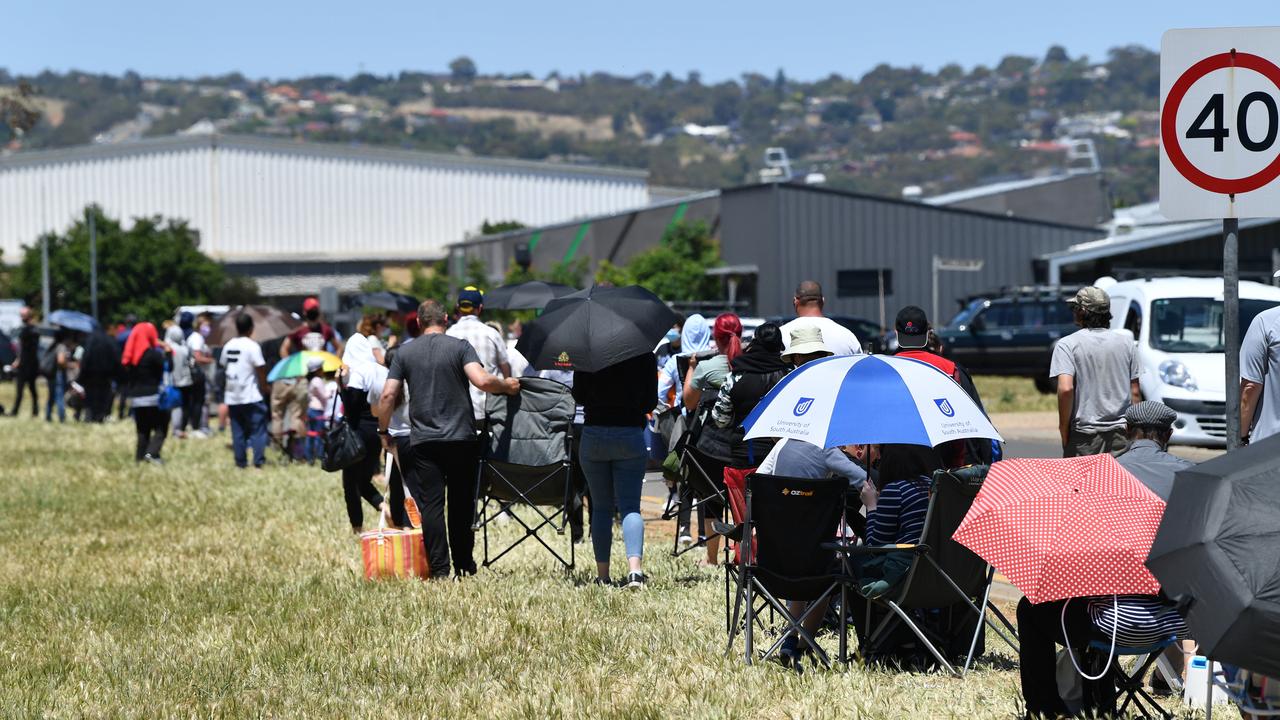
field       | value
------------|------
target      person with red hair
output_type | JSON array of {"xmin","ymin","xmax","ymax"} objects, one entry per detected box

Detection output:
[
  {"xmin": 121, "ymin": 321, "xmax": 171, "ymax": 464},
  {"xmin": 680, "ymin": 312, "xmax": 743, "ymax": 566}
]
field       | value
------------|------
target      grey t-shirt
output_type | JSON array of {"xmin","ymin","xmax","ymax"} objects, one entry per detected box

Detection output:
[
  {"xmin": 1049, "ymin": 328, "xmax": 1139, "ymax": 434},
  {"xmin": 1241, "ymin": 306, "xmax": 1280, "ymax": 442},
  {"xmin": 387, "ymin": 333, "xmax": 481, "ymax": 444}
]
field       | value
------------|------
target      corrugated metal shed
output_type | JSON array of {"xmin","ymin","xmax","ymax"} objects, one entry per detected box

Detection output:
[
  {"xmin": 447, "ymin": 183, "xmax": 1105, "ymax": 323},
  {"xmin": 926, "ymin": 172, "xmax": 1113, "ymax": 228},
  {"xmin": 0, "ymin": 134, "xmax": 650, "ymax": 263}
]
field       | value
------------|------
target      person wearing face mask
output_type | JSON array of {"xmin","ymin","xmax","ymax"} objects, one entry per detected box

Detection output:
[
  {"xmin": 280, "ymin": 297, "xmax": 344, "ymax": 358},
  {"xmin": 181, "ymin": 312, "xmax": 214, "ymax": 438}
]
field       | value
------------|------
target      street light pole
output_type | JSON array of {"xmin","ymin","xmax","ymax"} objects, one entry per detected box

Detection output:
[{"xmin": 89, "ymin": 208, "xmax": 98, "ymax": 322}]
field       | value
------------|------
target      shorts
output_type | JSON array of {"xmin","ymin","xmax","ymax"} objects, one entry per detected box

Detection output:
[{"xmin": 270, "ymin": 379, "xmax": 309, "ymax": 437}]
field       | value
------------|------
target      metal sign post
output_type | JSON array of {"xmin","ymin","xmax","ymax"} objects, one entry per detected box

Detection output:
[
  {"xmin": 932, "ymin": 256, "xmax": 985, "ymax": 324},
  {"xmin": 89, "ymin": 208, "xmax": 98, "ymax": 323},
  {"xmin": 1161, "ymin": 27, "xmax": 1280, "ymax": 449}
]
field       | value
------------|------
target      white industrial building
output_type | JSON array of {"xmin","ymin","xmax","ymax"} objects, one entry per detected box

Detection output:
[{"xmin": 0, "ymin": 134, "xmax": 651, "ymax": 297}]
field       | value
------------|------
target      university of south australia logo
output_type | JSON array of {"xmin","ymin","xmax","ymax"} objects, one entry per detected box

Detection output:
[
  {"xmin": 934, "ymin": 398, "xmax": 955, "ymax": 417},
  {"xmin": 793, "ymin": 397, "xmax": 815, "ymax": 416}
]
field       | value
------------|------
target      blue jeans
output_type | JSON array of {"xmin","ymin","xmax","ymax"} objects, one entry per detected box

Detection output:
[
  {"xmin": 579, "ymin": 425, "xmax": 647, "ymax": 565},
  {"xmin": 229, "ymin": 401, "xmax": 268, "ymax": 468},
  {"xmin": 45, "ymin": 371, "xmax": 66, "ymax": 423},
  {"xmin": 305, "ymin": 408, "xmax": 326, "ymax": 462}
]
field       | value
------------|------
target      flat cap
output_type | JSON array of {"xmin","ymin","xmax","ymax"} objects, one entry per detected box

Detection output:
[{"xmin": 1125, "ymin": 400, "xmax": 1178, "ymax": 429}]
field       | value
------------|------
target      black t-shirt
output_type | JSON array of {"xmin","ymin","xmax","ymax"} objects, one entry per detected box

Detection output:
[
  {"xmin": 387, "ymin": 334, "xmax": 481, "ymax": 444},
  {"xmin": 572, "ymin": 353, "xmax": 658, "ymax": 428},
  {"xmin": 17, "ymin": 324, "xmax": 39, "ymax": 376}
]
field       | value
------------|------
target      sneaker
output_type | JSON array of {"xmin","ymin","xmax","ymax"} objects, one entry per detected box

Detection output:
[
  {"xmin": 190, "ymin": 429, "xmax": 210, "ymax": 440},
  {"xmin": 623, "ymin": 571, "xmax": 646, "ymax": 590},
  {"xmin": 677, "ymin": 527, "xmax": 693, "ymax": 546},
  {"xmin": 143, "ymin": 454, "xmax": 165, "ymax": 466},
  {"xmin": 592, "ymin": 576, "xmax": 613, "ymax": 587}
]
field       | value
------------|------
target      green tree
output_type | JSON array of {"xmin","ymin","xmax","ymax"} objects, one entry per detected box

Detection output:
[
  {"xmin": 480, "ymin": 219, "xmax": 526, "ymax": 235},
  {"xmin": 611, "ymin": 220, "xmax": 720, "ymax": 301},
  {"xmin": 11, "ymin": 205, "xmax": 258, "ymax": 322},
  {"xmin": 449, "ymin": 56, "xmax": 478, "ymax": 84}
]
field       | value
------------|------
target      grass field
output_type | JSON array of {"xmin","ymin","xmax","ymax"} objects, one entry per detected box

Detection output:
[
  {"xmin": 972, "ymin": 376, "xmax": 1058, "ymax": 414},
  {"xmin": 0, "ymin": 381, "xmax": 1200, "ymax": 719}
]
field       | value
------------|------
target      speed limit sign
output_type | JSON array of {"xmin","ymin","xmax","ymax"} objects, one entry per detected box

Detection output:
[{"xmin": 1161, "ymin": 27, "xmax": 1280, "ymax": 219}]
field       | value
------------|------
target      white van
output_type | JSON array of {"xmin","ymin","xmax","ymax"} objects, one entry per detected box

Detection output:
[{"xmin": 1104, "ymin": 277, "xmax": 1280, "ymax": 446}]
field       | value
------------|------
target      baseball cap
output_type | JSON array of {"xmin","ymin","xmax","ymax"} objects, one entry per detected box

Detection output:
[
  {"xmin": 306, "ymin": 357, "xmax": 325, "ymax": 373},
  {"xmin": 1067, "ymin": 286, "xmax": 1110, "ymax": 313},
  {"xmin": 457, "ymin": 286, "xmax": 484, "ymax": 311},
  {"xmin": 894, "ymin": 306, "xmax": 930, "ymax": 349},
  {"xmin": 303, "ymin": 297, "xmax": 320, "ymax": 312}
]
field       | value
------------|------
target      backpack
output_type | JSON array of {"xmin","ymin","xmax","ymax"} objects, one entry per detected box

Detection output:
[{"xmin": 38, "ymin": 345, "xmax": 58, "ymax": 378}]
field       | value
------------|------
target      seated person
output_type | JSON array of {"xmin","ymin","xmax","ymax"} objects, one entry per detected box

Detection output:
[
  {"xmin": 1018, "ymin": 593, "xmax": 1188, "ymax": 718},
  {"xmin": 762, "ymin": 438, "xmax": 878, "ymax": 668},
  {"xmin": 856, "ymin": 443, "xmax": 942, "ymax": 597}
]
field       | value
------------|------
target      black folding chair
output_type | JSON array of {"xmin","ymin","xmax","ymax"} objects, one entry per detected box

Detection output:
[
  {"xmin": 667, "ymin": 444, "xmax": 732, "ymax": 557},
  {"xmin": 724, "ymin": 473, "xmax": 852, "ymax": 668},
  {"xmin": 844, "ymin": 466, "xmax": 1018, "ymax": 676},
  {"xmin": 1082, "ymin": 634, "xmax": 1180, "ymax": 720},
  {"xmin": 473, "ymin": 377, "xmax": 576, "ymax": 570}
]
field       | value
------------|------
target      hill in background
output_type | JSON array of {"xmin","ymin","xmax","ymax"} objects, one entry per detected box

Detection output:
[{"xmin": 0, "ymin": 44, "xmax": 1160, "ymax": 209}]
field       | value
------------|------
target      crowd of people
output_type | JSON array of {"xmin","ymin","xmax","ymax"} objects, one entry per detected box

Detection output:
[{"xmin": 7, "ymin": 274, "xmax": 1280, "ymax": 717}]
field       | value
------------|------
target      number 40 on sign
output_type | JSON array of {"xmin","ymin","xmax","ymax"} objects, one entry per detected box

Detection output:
[{"xmin": 1161, "ymin": 27, "xmax": 1280, "ymax": 220}]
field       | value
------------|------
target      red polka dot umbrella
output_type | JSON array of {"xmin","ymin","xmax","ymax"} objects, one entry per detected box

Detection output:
[{"xmin": 952, "ymin": 454, "xmax": 1166, "ymax": 604}]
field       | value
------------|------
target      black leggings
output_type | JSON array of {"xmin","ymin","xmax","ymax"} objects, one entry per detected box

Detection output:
[
  {"xmin": 1017, "ymin": 598, "xmax": 1118, "ymax": 717},
  {"xmin": 341, "ymin": 422, "xmax": 384, "ymax": 528},
  {"xmin": 182, "ymin": 374, "xmax": 206, "ymax": 431},
  {"xmin": 133, "ymin": 406, "xmax": 169, "ymax": 461},
  {"xmin": 388, "ymin": 437, "xmax": 415, "ymax": 528}
]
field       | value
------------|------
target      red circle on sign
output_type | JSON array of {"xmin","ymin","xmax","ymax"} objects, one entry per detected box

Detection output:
[{"xmin": 1161, "ymin": 51, "xmax": 1280, "ymax": 195}]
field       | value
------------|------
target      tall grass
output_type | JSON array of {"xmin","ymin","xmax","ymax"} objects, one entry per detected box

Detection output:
[{"xmin": 0, "ymin": 382, "xmax": 1192, "ymax": 718}]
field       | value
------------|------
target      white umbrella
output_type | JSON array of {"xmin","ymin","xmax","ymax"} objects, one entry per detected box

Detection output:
[{"xmin": 742, "ymin": 355, "xmax": 1002, "ymax": 448}]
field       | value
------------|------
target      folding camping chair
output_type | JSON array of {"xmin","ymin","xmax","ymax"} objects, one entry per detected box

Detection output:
[
  {"xmin": 1081, "ymin": 635, "xmax": 1180, "ymax": 720},
  {"xmin": 843, "ymin": 466, "xmax": 1018, "ymax": 676},
  {"xmin": 473, "ymin": 377, "xmax": 576, "ymax": 570},
  {"xmin": 666, "ymin": 440, "xmax": 733, "ymax": 558},
  {"xmin": 724, "ymin": 473, "xmax": 852, "ymax": 668}
]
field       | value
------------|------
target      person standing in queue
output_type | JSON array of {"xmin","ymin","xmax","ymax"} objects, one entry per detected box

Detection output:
[
  {"xmin": 378, "ymin": 300, "xmax": 519, "ymax": 579},
  {"xmin": 120, "ymin": 322, "xmax": 170, "ymax": 464},
  {"xmin": 573, "ymin": 351, "xmax": 659, "ymax": 589},
  {"xmin": 220, "ymin": 313, "xmax": 270, "ymax": 469}
]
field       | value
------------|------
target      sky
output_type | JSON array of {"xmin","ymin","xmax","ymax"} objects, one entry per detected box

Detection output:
[{"xmin": 6, "ymin": 0, "xmax": 1279, "ymax": 82}]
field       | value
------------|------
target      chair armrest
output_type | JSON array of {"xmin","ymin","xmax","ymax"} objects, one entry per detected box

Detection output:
[{"xmin": 822, "ymin": 542, "xmax": 930, "ymax": 556}]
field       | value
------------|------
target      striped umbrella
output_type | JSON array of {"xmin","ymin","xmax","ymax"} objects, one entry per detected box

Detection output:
[{"xmin": 267, "ymin": 351, "xmax": 342, "ymax": 382}]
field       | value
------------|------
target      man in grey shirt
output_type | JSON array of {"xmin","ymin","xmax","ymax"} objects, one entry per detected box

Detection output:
[
  {"xmin": 1050, "ymin": 287, "xmax": 1140, "ymax": 458},
  {"xmin": 1240, "ymin": 301, "xmax": 1280, "ymax": 445},
  {"xmin": 379, "ymin": 299, "xmax": 518, "ymax": 579}
]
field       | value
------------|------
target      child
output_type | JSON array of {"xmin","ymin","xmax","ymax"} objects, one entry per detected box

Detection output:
[{"xmin": 305, "ymin": 359, "xmax": 330, "ymax": 463}]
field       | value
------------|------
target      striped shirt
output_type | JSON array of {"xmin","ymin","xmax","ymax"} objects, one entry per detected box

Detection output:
[
  {"xmin": 1086, "ymin": 595, "xmax": 1188, "ymax": 647},
  {"xmin": 446, "ymin": 315, "xmax": 510, "ymax": 421},
  {"xmin": 865, "ymin": 476, "xmax": 930, "ymax": 546}
]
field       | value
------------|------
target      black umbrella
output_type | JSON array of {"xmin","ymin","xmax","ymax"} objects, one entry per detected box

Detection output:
[
  {"xmin": 516, "ymin": 285, "xmax": 677, "ymax": 372},
  {"xmin": 355, "ymin": 291, "xmax": 420, "ymax": 314},
  {"xmin": 483, "ymin": 281, "xmax": 576, "ymax": 310},
  {"xmin": 1146, "ymin": 435, "xmax": 1280, "ymax": 678}
]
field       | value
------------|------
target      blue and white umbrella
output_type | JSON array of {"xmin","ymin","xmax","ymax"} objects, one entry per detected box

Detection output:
[
  {"xmin": 47, "ymin": 309, "xmax": 98, "ymax": 333},
  {"xmin": 743, "ymin": 354, "xmax": 1002, "ymax": 448}
]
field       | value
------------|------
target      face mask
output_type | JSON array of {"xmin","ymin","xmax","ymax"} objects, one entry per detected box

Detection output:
[
  {"xmin": 305, "ymin": 309, "xmax": 320, "ymax": 322},
  {"xmin": 199, "ymin": 324, "xmax": 211, "ymax": 338}
]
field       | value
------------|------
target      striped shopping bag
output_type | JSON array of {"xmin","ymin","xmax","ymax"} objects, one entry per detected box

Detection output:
[{"xmin": 360, "ymin": 522, "xmax": 430, "ymax": 580}]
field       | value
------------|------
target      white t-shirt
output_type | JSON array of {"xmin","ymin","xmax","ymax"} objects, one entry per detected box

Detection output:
[
  {"xmin": 219, "ymin": 336, "xmax": 266, "ymax": 406},
  {"xmin": 781, "ymin": 316, "xmax": 864, "ymax": 356}
]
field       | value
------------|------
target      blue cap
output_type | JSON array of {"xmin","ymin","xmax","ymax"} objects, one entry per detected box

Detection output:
[
  {"xmin": 457, "ymin": 286, "xmax": 484, "ymax": 311},
  {"xmin": 179, "ymin": 311, "xmax": 194, "ymax": 329}
]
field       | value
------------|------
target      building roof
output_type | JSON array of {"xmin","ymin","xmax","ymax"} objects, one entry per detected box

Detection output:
[
  {"xmin": 924, "ymin": 172, "xmax": 1089, "ymax": 206},
  {"xmin": 0, "ymin": 133, "xmax": 649, "ymax": 181}
]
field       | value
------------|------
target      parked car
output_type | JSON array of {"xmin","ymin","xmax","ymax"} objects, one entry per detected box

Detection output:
[
  {"xmin": 935, "ymin": 286, "xmax": 1081, "ymax": 391},
  {"xmin": 1104, "ymin": 277, "xmax": 1280, "ymax": 446}
]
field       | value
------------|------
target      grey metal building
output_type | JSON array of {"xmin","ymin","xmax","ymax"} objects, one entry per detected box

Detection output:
[
  {"xmin": 925, "ymin": 171, "xmax": 1114, "ymax": 228},
  {"xmin": 450, "ymin": 182, "xmax": 1104, "ymax": 326}
]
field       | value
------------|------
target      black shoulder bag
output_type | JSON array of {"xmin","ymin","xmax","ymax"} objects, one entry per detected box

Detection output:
[{"xmin": 322, "ymin": 385, "xmax": 366, "ymax": 472}]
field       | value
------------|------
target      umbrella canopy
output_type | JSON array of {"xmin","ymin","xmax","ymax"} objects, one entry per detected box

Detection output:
[
  {"xmin": 742, "ymin": 354, "xmax": 1002, "ymax": 448},
  {"xmin": 515, "ymin": 285, "xmax": 677, "ymax": 372},
  {"xmin": 207, "ymin": 305, "xmax": 302, "ymax": 346},
  {"xmin": 1146, "ymin": 435, "xmax": 1280, "ymax": 678},
  {"xmin": 354, "ymin": 291, "xmax": 419, "ymax": 314},
  {"xmin": 953, "ymin": 455, "xmax": 1165, "ymax": 604},
  {"xmin": 483, "ymin": 281, "xmax": 576, "ymax": 310},
  {"xmin": 267, "ymin": 350, "xmax": 343, "ymax": 382},
  {"xmin": 47, "ymin": 309, "xmax": 98, "ymax": 333}
]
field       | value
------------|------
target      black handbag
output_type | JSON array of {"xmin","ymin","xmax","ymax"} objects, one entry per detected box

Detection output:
[{"xmin": 322, "ymin": 388, "xmax": 366, "ymax": 472}]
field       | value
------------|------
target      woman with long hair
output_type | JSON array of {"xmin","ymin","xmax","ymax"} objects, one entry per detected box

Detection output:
[
  {"xmin": 679, "ymin": 313, "xmax": 743, "ymax": 565},
  {"xmin": 121, "ymin": 322, "xmax": 170, "ymax": 463},
  {"xmin": 339, "ymin": 334, "xmax": 389, "ymax": 533}
]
